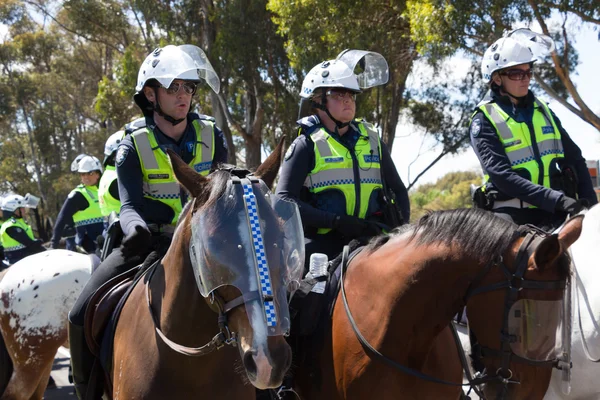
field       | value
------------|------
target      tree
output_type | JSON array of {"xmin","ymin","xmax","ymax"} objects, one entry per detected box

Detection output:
[
  {"xmin": 409, "ymin": 170, "xmax": 482, "ymax": 221},
  {"xmin": 404, "ymin": 0, "xmax": 600, "ymax": 132}
]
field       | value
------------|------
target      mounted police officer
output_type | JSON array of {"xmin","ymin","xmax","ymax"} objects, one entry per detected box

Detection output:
[
  {"xmin": 68, "ymin": 44, "xmax": 227, "ymax": 400},
  {"xmin": 470, "ymin": 29, "xmax": 597, "ymax": 230},
  {"xmin": 276, "ymin": 50, "xmax": 409, "ymax": 271},
  {"xmin": 51, "ymin": 155, "xmax": 104, "ymax": 253},
  {"xmin": 0, "ymin": 194, "xmax": 45, "ymax": 265},
  {"xmin": 98, "ymin": 118, "xmax": 146, "ymax": 221}
]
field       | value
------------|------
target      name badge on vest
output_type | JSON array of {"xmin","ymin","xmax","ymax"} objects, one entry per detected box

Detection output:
[
  {"xmin": 363, "ymin": 155, "xmax": 380, "ymax": 163},
  {"xmin": 542, "ymin": 126, "xmax": 554, "ymax": 134},
  {"xmin": 504, "ymin": 139, "xmax": 522, "ymax": 148},
  {"xmin": 148, "ymin": 173, "xmax": 170, "ymax": 180},
  {"xmin": 324, "ymin": 157, "xmax": 344, "ymax": 163}
]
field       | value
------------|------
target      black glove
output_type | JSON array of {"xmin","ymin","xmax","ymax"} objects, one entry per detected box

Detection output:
[
  {"xmin": 364, "ymin": 221, "xmax": 385, "ymax": 237},
  {"xmin": 556, "ymin": 196, "xmax": 584, "ymax": 215},
  {"xmin": 333, "ymin": 215, "xmax": 368, "ymax": 239},
  {"xmin": 121, "ymin": 225, "xmax": 152, "ymax": 259}
]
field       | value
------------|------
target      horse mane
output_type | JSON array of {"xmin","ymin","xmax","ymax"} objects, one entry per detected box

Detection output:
[{"xmin": 366, "ymin": 209, "xmax": 517, "ymax": 263}]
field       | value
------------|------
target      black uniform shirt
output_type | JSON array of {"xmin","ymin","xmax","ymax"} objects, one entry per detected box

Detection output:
[
  {"xmin": 116, "ymin": 113, "xmax": 228, "ymax": 236},
  {"xmin": 276, "ymin": 117, "xmax": 410, "ymax": 229},
  {"xmin": 470, "ymin": 89, "xmax": 597, "ymax": 212}
]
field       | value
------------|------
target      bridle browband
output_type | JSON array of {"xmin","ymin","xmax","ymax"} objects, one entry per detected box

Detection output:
[{"xmin": 340, "ymin": 223, "xmax": 568, "ymax": 399}]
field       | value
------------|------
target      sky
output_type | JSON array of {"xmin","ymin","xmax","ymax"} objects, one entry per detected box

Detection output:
[{"xmin": 391, "ymin": 20, "xmax": 600, "ymax": 188}]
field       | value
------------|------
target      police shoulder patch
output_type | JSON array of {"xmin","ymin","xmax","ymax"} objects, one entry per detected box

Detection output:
[
  {"xmin": 470, "ymin": 118, "xmax": 482, "ymax": 138},
  {"xmin": 116, "ymin": 146, "xmax": 129, "ymax": 166},
  {"xmin": 284, "ymin": 141, "xmax": 296, "ymax": 161}
]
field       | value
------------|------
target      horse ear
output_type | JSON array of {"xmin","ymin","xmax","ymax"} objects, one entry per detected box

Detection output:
[
  {"xmin": 253, "ymin": 137, "xmax": 285, "ymax": 190},
  {"xmin": 532, "ymin": 215, "xmax": 584, "ymax": 268},
  {"xmin": 167, "ymin": 149, "xmax": 208, "ymax": 198}
]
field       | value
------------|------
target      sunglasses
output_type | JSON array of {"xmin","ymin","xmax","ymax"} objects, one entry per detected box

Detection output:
[
  {"xmin": 153, "ymin": 81, "xmax": 198, "ymax": 95},
  {"xmin": 326, "ymin": 89, "xmax": 357, "ymax": 101},
  {"xmin": 500, "ymin": 69, "xmax": 533, "ymax": 81}
]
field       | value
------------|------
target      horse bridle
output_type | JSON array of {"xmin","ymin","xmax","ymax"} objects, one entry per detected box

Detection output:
[
  {"xmin": 462, "ymin": 224, "xmax": 567, "ymax": 399},
  {"xmin": 143, "ymin": 172, "xmax": 278, "ymax": 357},
  {"xmin": 340, "ymin": 224, "xmax": 568, "ymax": 399}
]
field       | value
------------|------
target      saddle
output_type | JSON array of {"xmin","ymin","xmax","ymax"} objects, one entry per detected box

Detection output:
[{"xmin": 84, "ymin": 266, "xmax": 140, "ymax": 357}]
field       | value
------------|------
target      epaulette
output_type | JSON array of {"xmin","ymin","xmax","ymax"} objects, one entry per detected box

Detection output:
[
  {"xmin": 190, "ymin": 112, "xmax": 216, "ymax": 122},
  {"xmin": 124, "ymin": 117, "xmax": 146, "ymax": 135},
  {"xmin": 296, "ymin": 115, "xmax": 321, "ymax": 137}
]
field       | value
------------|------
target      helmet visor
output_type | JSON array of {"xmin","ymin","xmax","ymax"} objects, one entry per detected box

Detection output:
[
  {"xmin": 178, "ymin": 45, "xmax": 220, "ymax": 94},
  {"xmin": 336, "ymin": 50, "xmax": 389, "ymax": 89},
  {"xmin": 508, "ymin": 29, "xmax": 555, "ymax": 58}
]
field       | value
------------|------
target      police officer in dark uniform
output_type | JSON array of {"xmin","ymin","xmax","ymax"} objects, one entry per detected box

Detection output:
[
  {"xmin": 470, "ymin": 29, "xmax": 597, "ymax": 230},
  {"xmin": 67, "ymin": 44, "xmax": 227, "ymax": 400},
  {"xmin": 276, "ymin": 51, "xmax": 409, "ymax": 270},
  {"xmin": 51, "ymin": 155, "xmax": 104, "ymax": 253},
  {"xmin": 0, "ymin": 194, "xmax": 45, "ymax": 264}
]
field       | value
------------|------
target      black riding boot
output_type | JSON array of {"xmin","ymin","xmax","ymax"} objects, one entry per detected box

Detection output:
[{"xmin": 68, "ymin": 320, "xmax": 95, "ymax": 399}]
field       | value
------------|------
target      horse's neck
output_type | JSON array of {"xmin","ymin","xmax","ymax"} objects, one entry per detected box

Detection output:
[
  {"xmin": 356, "ymin": 238, "xmax": 480, "ymax": 359},
  {"xmin": 151, "ymin": 231, "xmax": 216, "ymax": 344}
]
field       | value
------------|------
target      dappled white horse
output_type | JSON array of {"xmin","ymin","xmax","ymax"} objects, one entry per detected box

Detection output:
[
  {"xmin": 0, "ymin": 249, "xmax": 94, "ymax": 399},
  {"xmin": 545, "ymin": 203, "xmax": 600, "ymax": 399}
]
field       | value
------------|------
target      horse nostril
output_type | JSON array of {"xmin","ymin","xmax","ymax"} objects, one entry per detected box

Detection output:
[{"xmin": 243, "ymin": 350, "xmax": 257, "ymax": 378}]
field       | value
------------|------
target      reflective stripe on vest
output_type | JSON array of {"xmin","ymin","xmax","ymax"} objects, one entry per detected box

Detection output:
[
  {"xmin": 132, "ymin": 119, "xmax": 215, "ymax": 225},
  {"xmin": 98, "ymin": 166, "xmax": 120, "ymax": 216},
  {"xmin": 475, "ymin": 98, "xmax": 564, "ymax": 207},
  {"xmin": 72, "ymin": 185, "xmax": 104, "ymax": 227},
  {"xmin": 0, "ymin": 218, "xmax": 34, "ymax": 253},
  {"xmin": 304, "ymin": 121, "xmax": 383, "ymax": 234}
]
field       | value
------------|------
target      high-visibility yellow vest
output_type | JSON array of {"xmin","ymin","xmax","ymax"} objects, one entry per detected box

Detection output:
[
  {"xmin": 132, "ymin": 119, "xmax": 216, "ymax": 225},
  {"xmin": 71, "ymin": 185, "xmax": 104, "ymax": 227},
  {"xmin": 304, "ymin": 121, "xmax": 383, "ymax": 234},
  {"xmin": 98, "ymin": 166, "xmax": 120, "ymax": 216},
  {"xmin": 474, "ymin": 98, "xmax": 564, "ymax": 208},
  {"xmin": 0, "ymin": 217, "xmax": 34, "ymax": 254}
]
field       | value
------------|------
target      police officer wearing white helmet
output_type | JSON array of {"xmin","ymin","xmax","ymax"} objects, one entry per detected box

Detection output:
[
  {"xmin": 276, "ymin": 50, "xmax": 409, "ymax": 272},
  {"xmin": 51, "ymin": 155, "xmax": 104, "ymax": 253},
  {"xmin": 68, "ymin": 45, "xmax": 227, "ymax": 400},
  {"xmin": 470, "ymin": 29, "xmax": 597, "ymax": 230},
  {"xmin": 0, "ymin": 194, "xmax": 45, "ymax": 264}
]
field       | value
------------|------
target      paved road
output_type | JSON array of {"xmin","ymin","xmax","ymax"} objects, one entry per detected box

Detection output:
[{"xmin": 45, "ymin": 347, "xmax": 76, "ymax": 399}]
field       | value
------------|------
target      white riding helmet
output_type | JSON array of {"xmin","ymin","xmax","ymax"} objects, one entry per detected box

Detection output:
[
  {"xmin": 70, "ymin": 153, "xmax": 88, "ymax": 172},
  {"xmin": 135, "ymin": 45, "xmax": 220, "ymax": 95},
  {"xmin": 481, "ymin": 36, "xmax": 537, "ymax": 81},
  {"xmin": 104, "ymin": 130, "xmax": 124, "ymax": 157},
  {"xmin": 300, "ymin": 60, "xmax": 361, "ymax": 99},
  {"xmin": 1, "ymin": 194, "xmax": 26, "ymax": 212},
  {"xmin": 77, "ymin": 155, "xmax": 103, "ymax": 174}
]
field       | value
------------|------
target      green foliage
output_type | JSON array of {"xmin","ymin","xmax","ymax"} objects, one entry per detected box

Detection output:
[{"xmin": 409, "ymin": 171, "xmax": 483, "ymax": 221}]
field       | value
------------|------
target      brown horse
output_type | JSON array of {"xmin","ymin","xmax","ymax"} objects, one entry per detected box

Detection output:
[
  {"xmin": 292, "ymin": 209, "xmax": 582, "ymax": 400},
  {"xmin": 109, "ymin": 141, "xmax": 302, "ymax": 398}
]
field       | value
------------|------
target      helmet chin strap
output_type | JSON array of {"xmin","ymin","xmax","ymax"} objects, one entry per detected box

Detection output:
[
  {"xmin": 153, "ymin": 87, "xmax": 186, "ymax": 126},
  {"xmin": 311, "ymin": 92, "xmax": 350, "ymax": 130}
]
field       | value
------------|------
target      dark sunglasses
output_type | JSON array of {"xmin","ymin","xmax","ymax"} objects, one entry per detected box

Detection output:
[{"xmin": 500, "ymin": 69, "xmax": 533, "ymax": 81}]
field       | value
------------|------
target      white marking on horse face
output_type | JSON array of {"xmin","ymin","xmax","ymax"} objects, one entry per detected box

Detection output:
[{"xmin": 249, "ymin": 301, "xmax": 273, "ymax": 388}]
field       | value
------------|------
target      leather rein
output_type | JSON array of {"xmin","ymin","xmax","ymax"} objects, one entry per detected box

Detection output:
[{"xmin": 144, "ymin": 258, "xmax": 261, "ymax": 357}]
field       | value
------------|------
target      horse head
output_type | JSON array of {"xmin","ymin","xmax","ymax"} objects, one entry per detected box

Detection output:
[
  {"xmin": 465, "ymin": 214, "xmax": 583, "ymax": 399},
  {"xmin": 167, "ymin": 139, "xmax": 303, "ymax": 389}
]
